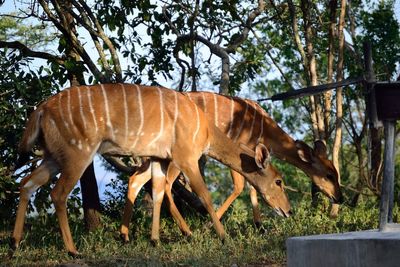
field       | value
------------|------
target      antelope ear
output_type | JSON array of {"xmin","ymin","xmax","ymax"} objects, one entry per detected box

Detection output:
[
  {"xmin": 295, "ymin": 140, "xmax": 313, "ymax": 163},
  {"xmin": 313, "ymin": 140, "xmax": 327, "ymax": 158},
  {"xmin": 255, "ymin": 143, "xmax": 271, "ymax": 169}
]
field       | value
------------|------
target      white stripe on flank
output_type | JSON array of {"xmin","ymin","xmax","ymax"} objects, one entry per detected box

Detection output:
[
  {"xmin": 77, "ymin": 86, "xmax": 87, "ymax": 130},
  {"xmin": 172, "ymin": 91, "xmax": 179, "ymax": 145},
  {"xmin": 120, "ymin": 84, "xmax": 129, "ymax": 145},
  {"xmin": 248, "ymin": 104, "xmax": 257, "ymax": 144},
  {"xmin": 100, "ymin": 84, "xmax": 115, "ymax": 140},
  {"xmin": 131, "ymin": 85, "xmax": 144, "ymax": 149},
  {"xmin": 213, "ymin": 93, "xmax": 219, "ymax": 127},
  {"xmin": 86, "ymin": 86, "xmax": 98, "ymax": 133},
  {"xmin": 234, "ymin": 100, "xmax": 248, "ymax": 142},
  {"xmin": 66, "ymin": 89, "xmax": 74, "ymax": 130},
  {"xmin": 148, "ymin": 87, "xmax": 164, "ymax": 147},
  {"xmin": 58, "ymin": 92, "xmax": 69, "ymax": 129},
  {"xmin": 227, "ymin": 97, "xmax": 235, "ymax": 138},
  {"xmin": 193, "ymin": 103, "xmax": 200, "ymax": 143},
  {"xmin": 201, "ymin": 92, "xmax": 207, "ymax": 114},
  {"xmin": 257, "ymin": 111, "xmax": 264, "ymax": 143}
]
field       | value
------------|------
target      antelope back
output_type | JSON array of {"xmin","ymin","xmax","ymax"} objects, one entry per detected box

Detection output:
[
  {"xmin": 34, "ymin": 84, "xmax": 209, "ymax": 165},
  {"xmin": 186, "ymin": 92, "xmax": 266, "ymax": 149}
]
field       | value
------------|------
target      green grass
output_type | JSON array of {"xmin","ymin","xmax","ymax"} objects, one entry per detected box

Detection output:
[{"xmin": 0, "ymin": 195, "xmax": 390, "ymax": 267}]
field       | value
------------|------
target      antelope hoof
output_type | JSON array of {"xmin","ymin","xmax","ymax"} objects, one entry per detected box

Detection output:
[
  {"xmin": 68, "ymin": 250, "xmax": 82, "ymax": 258},
  {"xmin": 254, "ymin": 221, "xmax": 262, "ymax": 229},
  {"xmin": 7, "ymin": 248, "xmax": 15, "ymax": 260},
  {"xmin": 150, "ymin": 239, "xmax": 160, "ymax": 247},
  {"xmin": 182, "ymin": 230, "xmax": 193, "ymax": 237},
  {"xmin": 119, "ymin": 233, "xmax": 130, "ymax": 244},
  {"xmin": 9, "ymin": 237, "xmax": 18, "ymax": 251}
]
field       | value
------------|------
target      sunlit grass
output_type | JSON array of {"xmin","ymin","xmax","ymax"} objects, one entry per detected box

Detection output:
[{"xmin": 0, "ymin": 195, "xmax": 391, "ymax": 266}]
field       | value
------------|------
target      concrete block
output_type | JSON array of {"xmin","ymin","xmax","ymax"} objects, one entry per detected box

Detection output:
[{"xmin": 286, "ymin": 230, "xmax": 400, "ymax": 267}]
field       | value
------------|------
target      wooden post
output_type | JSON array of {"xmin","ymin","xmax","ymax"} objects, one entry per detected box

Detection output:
[{"xmin": 379, "ymin": 120, "xmax": 396, "ymax": 230}]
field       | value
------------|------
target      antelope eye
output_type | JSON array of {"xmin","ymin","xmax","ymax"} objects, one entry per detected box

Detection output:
[
  {"xmin": 275, "ymin": 179, "xmax": 282, "ymax": 186},
  {"xmin": 327, "ymin": 174, "xmax": 334, "ymax": 180}
]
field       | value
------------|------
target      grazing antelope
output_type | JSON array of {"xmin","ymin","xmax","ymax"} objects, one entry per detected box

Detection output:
[
  {"xmin": 120, "ymin": 91, "xmax": 342, "ymax": 241},
  {"xmin": 12, "ymin": 84, "xmax": 291, "ymax": 256},
  {"xmin": 186, "ymin": 92, "xmax": 342, "ymax": 223},
  {"xmin": 119, "ymin": 142, "xmax": 287, "ymax": 243}
]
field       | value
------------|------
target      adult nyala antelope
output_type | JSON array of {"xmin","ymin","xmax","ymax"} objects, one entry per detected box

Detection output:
[
  {"xmin": 186, "ymin": 92, "xmax": 343, "ymax": 222},
  {"xmin": 120, "ymin": 91, "xmax": 343, "ymax": 242},
  {"xmin": 12, "ymin": 84, "xmax": 291, "ymax": 255}
]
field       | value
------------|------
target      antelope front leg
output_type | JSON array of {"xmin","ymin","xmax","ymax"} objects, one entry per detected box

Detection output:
[
  {"xmin": 178, "ymin": 160, "xmax": 225, "ymax": 240},
  {"xmin": 120, "ymin": 166, "xmax": 151, "ymax": 243},
  {"xmin": 150, "ymin": 160, "xmax": 166, "ymax": 244},
  {"xmin": 11, "ymin": 161, "xmax": 55, "ymax": 253},
  {"xmin": 249, "ymin": 185, "xmax": 262, "ymax": 228},
  {"xmin": 216, "ymin": 170, "xmax": 245, "ymax": 220},
  {"xmin": 165, "ymin": 164, "xmax": 192, "ymax": 237}
]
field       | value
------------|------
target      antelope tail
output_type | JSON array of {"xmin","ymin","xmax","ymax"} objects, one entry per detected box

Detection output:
[{"xmin": 15, "ymin": 108, "xmax": 43, "ymax": 170}]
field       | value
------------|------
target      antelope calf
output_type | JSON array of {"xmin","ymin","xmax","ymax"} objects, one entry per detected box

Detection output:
[{"xmin": 12, "ymin": 84, "xmax": 291, "ymax": 255}]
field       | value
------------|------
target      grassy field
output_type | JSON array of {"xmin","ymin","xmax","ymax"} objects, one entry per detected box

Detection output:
[{"xmin": 0, "ymin": 194, "xmax": 388, "ymax": 267}]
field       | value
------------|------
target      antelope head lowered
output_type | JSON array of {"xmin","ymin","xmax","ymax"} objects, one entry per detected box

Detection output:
[
  {"xmin": 12, "ymin": 84, "xmax": 291, "ymax": 255},
  {"xmin": 120, "ymin": 142, "xmax": 290, "ymax": 243}
]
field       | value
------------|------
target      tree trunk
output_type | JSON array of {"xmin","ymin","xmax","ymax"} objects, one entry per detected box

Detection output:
[
  {"xmin": 330, "ymin": 0, "xmax": 347, "ymax": 218},
  {"xmin": 80, "ymin": 162, "xmax": 102, "ymax": 230}
]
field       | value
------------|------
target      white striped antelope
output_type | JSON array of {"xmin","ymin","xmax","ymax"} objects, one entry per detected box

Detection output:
[
  {"xmin": 119, "ymin": 141, "xmax": 287, "ymax": 243},
  {"xmin": 120, "ymin": 91, "xmax": 342, "ymax": 242},
  {"xmin": 187, "ymin": 92, "xmax": 343, "ymax": 221},
  {"xmin": 11, "ymin": 84, "xmax": 291, "ymax": 256}
]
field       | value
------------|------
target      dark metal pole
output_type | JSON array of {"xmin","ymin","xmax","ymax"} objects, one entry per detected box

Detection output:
[{"xmin": 379, "ymin": 120, "xmax": 396, "ymax": 230}]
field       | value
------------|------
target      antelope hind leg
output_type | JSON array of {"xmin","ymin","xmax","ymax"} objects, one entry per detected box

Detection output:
[
  {"xmin": 216, "ymin": 170, "xmax": 245, "ymax": 220},
  {"xmin": 11, "ymin": 160, "xmax": 58, "ymax": 253},
  {"xmin": 120, "ymin": 165, "xmax": 151, "ymax": 243},
  {"xmin": 50, "ymin": 160, "xmax": 91, "ymax": 256}
]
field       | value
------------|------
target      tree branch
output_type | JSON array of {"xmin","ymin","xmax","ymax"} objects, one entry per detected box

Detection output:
[
  {"xmin": 0, "ymin": 40, "xmax": 65, "ymax": 64},
  {"xmin": 39, "ymin": 0, "xmax": 107, "ymax": 83},
  {"xmin": 226, "ymin": 0, "xmax": 265, "ymax": 53}
]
